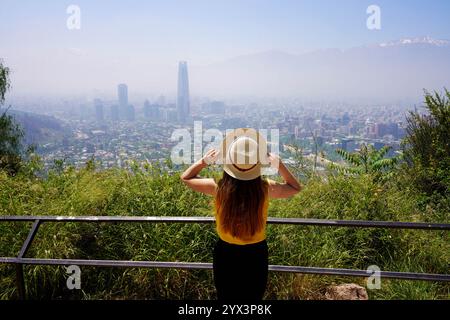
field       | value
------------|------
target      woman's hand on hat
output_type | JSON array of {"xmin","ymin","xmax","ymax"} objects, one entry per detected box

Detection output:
[
  {"xmin": 202, "ymin": 149, "xmax": 219, "ymax": 166},
  {"xmin": 267, "ymin": 152, "xmax": 280, "ymax": 169}
]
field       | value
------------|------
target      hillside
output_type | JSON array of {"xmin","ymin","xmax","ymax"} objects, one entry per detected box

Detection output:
[
  {"xmin": 0, "ymin": 108, "xmax": 67, "ymax": 147},
  {"xmin": 0, "ymin": 160, "xmax": 448, "ymax": 300}
]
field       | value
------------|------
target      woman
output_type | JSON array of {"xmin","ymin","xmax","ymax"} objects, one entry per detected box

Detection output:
[{"xmin": 181, "ymin": 128, "xmax": 301, "ymax": 300}]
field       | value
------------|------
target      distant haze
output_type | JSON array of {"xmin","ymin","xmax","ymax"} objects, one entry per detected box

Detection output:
[
  {"xmin": 192, "ymin": 38, "xmax": 450, "ymax": 103},
  {"xmin": 3, "ymin": 37, "xmax": 450, "ymax": 104},
  {"xmin": 1, "ymin": 1, "xmax": 450, "ymax": 104}
]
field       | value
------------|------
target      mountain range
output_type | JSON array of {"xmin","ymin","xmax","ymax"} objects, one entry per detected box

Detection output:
[{"xmin": 191, "ymin": 37, "xmax": 450, "ymax": 103}]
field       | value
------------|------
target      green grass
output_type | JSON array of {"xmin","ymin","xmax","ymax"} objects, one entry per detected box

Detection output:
[{"xmin": 0, "ymin": 161, "xmax": 448, "ymax": 300}]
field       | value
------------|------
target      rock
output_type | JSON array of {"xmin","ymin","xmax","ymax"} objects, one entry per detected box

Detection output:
[{"xmin": 325, "ymin": 283, "xmax": 368, "ymax": 300}]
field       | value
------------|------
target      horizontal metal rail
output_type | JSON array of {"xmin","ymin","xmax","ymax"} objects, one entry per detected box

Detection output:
[
  {"xmin": 1, "ymin": 258, "xmax": 448, "ymax": 282},
  {"xmin": 1, "ymin": 215, "xmax": 449, "ymax": 300},
  {"xmin": 1, "ymin": 215, "xmax": 449, "ymax": 230}
]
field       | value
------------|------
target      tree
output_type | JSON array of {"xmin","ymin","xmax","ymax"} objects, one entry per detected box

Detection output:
[
  {"xmin": 331, "ymin": 144, "xmax": 399, "ymax": 181},
  {"xmin": 0, "ymin": 60, "xmax": 24, "ymax": 175},
  {"xmin": 403, "ymin": 89, "xmax": 450, "ymax": 196},
  {"xmin": 0, "ymin": 60, "xmax": 11, "ymax": 105},
  {"xmin": 285, "ymin": 143, "xmax": 313, "ymax": 180}
]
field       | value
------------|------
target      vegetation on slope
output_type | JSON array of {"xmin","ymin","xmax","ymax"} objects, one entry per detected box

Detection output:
[
  {"xmin": 0, "ymin": 153, "xmax": 448, "ymax": 299},
  {"xmin": 0, "ymin": 62, "xmax": 448, "ymax": 299}
]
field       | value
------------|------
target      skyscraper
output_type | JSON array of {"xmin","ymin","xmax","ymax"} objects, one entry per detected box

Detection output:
[
  {"xmin": 144, "ymin": 100, "xmax": 160, "ymax": 121},
  {"xmin": 157, "ymin": 95, "xmax": 166, "ymax": 106},
  {"xmin": 118, "ymin": 83, "xmax": 128, "ymax": 120},
  {"xmin": 126, "ymin": 104, "xmax": 135, "ymax": 121},
  {"xmin": 144, "ymin": 99, "xmax": 159, "ymax": 120},
  {"xmin": 177, "ymin": 61, "xmax": 190, "ymax": 123},
  {"xmin": 144, "ymin": 100, "xmax": 151, "ymax": 119},
  {"xmin": 111, "ymin": 105, "xmax": 119, "ymax": 121},
  {"xmin": 94, "ymin": 99, "xmax": 104, "ymax": 122}
]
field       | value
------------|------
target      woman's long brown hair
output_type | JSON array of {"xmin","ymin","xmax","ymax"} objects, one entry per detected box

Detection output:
[{"xmin": 215, "ymin": 171, "xmax": 268, "ymax": 240}]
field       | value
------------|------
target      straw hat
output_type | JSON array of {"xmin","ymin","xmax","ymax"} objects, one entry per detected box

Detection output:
[{"xmin": 217, "ymin": 128, "xmax": 270, "ymax": 181}]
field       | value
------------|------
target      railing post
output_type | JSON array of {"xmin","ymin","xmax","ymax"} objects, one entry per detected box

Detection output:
[
  {"xmin": 15, "ymin": 219, "xmax": 41, "ymax": 300},
  {"xmin": 15, "ymin": 264, "xmax": 25, "ymax": 300}
]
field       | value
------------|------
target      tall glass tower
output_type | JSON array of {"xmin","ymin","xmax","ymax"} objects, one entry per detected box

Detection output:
[
  {"xmin": 177, "ymin": 61, "xmax": 190, "ymax": 123},
  {"xmin": 94, "ymin": 98, "xmax": 104, "ymax": 122},
  {"xmin": 118, "ymin": 83, "xmax": 128, "ymax": 120}
]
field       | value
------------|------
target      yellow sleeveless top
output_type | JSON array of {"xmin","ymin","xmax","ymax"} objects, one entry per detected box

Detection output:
[{"xmin": 214, "ymin": 195, "xmax": 269, "ymax": 245}]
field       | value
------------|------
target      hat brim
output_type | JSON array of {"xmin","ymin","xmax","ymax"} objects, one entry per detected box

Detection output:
[{"xmin": 218, "ymin": 128, "xmax": 270, "ymax": 181}]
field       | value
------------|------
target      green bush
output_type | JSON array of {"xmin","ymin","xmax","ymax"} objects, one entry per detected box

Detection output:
[{"xmin": 403, "ymin": 89, "xmax": 450, "ymax": 197}]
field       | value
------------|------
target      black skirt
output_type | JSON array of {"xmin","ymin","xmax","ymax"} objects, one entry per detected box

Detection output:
[{"xmin": 213, "ymin": 238, "xmax": 268, "ymax": 300}]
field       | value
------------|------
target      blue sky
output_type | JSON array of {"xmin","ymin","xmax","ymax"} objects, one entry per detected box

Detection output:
[
  {"xmin": 1, "ymin": 0, "xmax": 449, "ymax": 96},
  {"xmin": 2, "ymin": 0, "xmax": 450, "ymax": 63}
]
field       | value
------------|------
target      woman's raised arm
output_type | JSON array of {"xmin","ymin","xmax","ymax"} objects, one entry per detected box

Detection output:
[
  {"xmin": 267, "ymin": 153, "xmax": 302, "ymax": 199},
  {"xmin": 180, "ymin": 149, "xmax": 218, "ymax": 196}
]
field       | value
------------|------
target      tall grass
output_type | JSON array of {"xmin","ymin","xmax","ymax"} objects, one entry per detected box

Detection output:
[{"xmin": 0, "ymin": 161, "xmax": 448, "ymax": 300}]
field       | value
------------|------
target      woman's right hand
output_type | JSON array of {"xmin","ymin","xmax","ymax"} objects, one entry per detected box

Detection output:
[
  {"xmin": 181, "ymin": 149, "xmax": 218, "ymax": 196},
  {"xmin": 202, "ymin": 149, "xmax": 219, "ymax": 165}
]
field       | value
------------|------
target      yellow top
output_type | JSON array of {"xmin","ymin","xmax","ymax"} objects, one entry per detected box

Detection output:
[{"xmin": 215, "ymin": 196, "xmax": 269, "ymax": 245}]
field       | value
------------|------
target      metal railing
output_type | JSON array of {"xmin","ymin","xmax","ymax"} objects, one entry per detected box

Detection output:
[{"xmin": 0, "ymin": 215, "xmax": 449, "ymax": 300}]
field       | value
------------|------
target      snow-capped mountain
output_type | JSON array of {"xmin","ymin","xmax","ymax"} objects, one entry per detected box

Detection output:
[{"xmin": 378, "ymin": 36, "xmax": 450, "ymax": 48}]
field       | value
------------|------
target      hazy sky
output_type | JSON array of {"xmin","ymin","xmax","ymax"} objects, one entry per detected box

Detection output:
[{"xmin": 1, "ymin": 0, "xmax": 450, "ymax": 98}]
